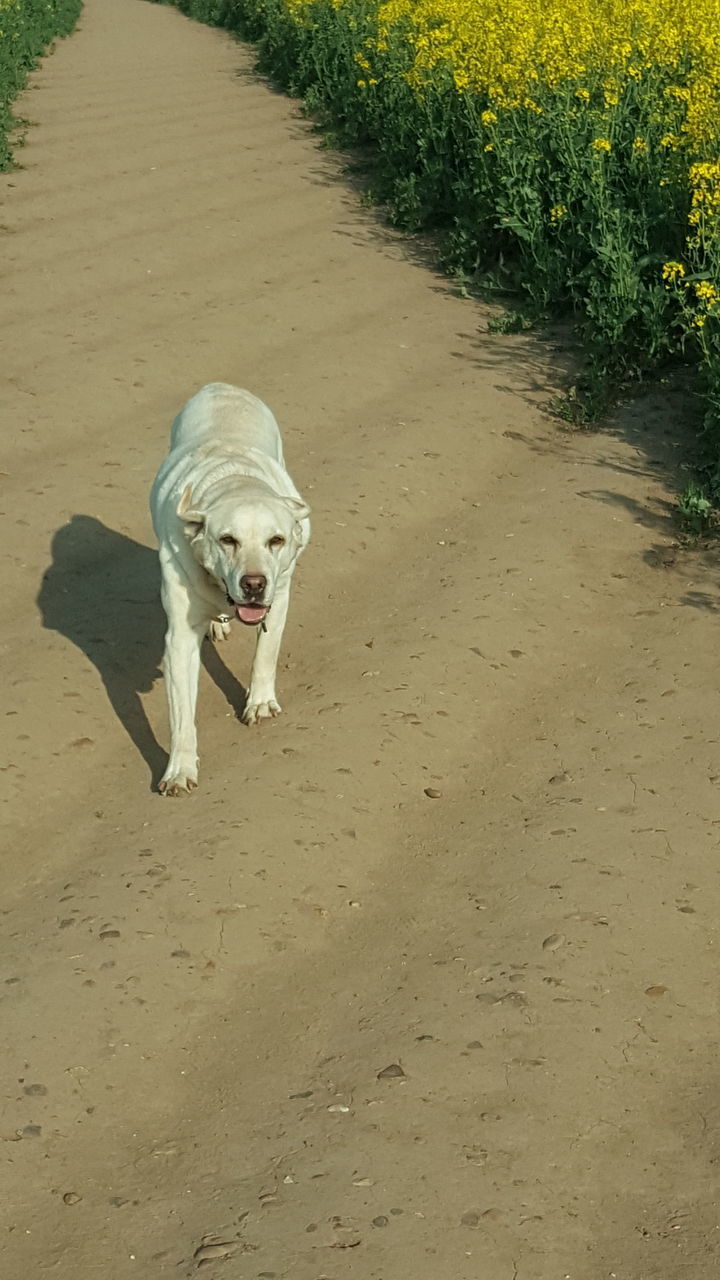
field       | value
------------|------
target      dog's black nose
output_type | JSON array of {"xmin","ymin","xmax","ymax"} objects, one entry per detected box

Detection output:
[{"xmin": 241, "ymin": 573, "xmax": 267, "ymax": 597}]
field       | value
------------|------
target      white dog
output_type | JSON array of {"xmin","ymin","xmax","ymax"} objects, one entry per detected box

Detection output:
[{"xmin": 150, "ymin": 383, "xmax": 310, "ymax": 795}]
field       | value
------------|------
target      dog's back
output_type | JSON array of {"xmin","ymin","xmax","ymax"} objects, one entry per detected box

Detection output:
[{"xmin": 169, "ymin": 382, "xmax": 284, "ymax": 464}]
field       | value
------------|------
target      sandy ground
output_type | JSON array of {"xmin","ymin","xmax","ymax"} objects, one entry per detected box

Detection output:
[{"xmin": 2, "ymin": 1, "xmax": 720, "ymax": 1276}]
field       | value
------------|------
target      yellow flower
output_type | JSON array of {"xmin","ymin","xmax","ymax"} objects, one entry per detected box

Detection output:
[
  {"xmin": 550, "ymin": 203, "xmax": 568, "ymax": 222},
  {"xmin": 664, "ymin": 85, "xmax": 691, "ymax": 102},
  {"xmin": 689, "ymin": 161, "xmax": 720, "ymax": 193},
  {"xmin": 286, "ymin": 0, "xmax": 720, "ymax": 245},
  {"xmin": 694, "ymin": 280, "xmax": 719, "ymax": 307},
  {"xmin": 661, "ymin": 261, "xmax": 685, "ymax": 282}
]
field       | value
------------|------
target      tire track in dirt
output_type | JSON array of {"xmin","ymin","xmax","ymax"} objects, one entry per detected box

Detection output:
[{"xmin": 2, "ymin": 1, "xmax": 720, "ymax": 1277}]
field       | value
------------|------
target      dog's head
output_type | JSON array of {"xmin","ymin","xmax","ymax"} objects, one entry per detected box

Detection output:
[{"xmin": 177, "ymin": 483, "xmax": 309, "ymax": 625}]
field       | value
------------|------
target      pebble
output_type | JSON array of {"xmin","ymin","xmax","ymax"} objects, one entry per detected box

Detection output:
[
  {"xmin": 193, "ymin": 1241, "xmax": 239, "ymax": 1264},
  {"xmin": 542, "ymin": 932, "xmax": 566, "ymax": 951},
  {"xmin": 377, "ymin": 1063, "xmax": 406, "ymax": 1080}
]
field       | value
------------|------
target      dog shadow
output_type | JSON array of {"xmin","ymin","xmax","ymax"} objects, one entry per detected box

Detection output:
[{"xmin": 37, "ymin": 516, "xmax": 247, "ymax": 790}]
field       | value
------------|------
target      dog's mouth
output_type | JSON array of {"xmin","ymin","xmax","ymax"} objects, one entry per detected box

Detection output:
[
  {"xmin": 236, "ymin": 603, "xmax": 268, "ymax": 626},
  {"xmin": 226, "ymin": 595, "xmax": 269, "ymax": 627}
]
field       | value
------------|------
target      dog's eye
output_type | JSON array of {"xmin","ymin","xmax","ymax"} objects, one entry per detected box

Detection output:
[
  {"xmin": 219, "ymin": 534, "xmax": 238, "ymax": 549},
  {"xmin": 268, "ymin": 535, "xmax": 285, "ymax": 550}
]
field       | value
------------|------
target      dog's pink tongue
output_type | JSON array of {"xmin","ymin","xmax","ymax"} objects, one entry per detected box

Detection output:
[{"xmin": 236, "ymin": 603, "xmax": 268, "ymax": 626}]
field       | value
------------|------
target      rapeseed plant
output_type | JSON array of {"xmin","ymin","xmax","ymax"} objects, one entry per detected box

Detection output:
[{"xmin": 0, "ymin": 0, "xmax": 82, "ymax": 167}]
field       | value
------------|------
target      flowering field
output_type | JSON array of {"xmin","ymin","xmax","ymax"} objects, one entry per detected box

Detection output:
[
  {"xmin": 159, "ymin": 0, "xmax": 720, "ymax": 493},
  {"xmin": 0, "ymin": 0, "xmax": 82, "ymax": 168}
]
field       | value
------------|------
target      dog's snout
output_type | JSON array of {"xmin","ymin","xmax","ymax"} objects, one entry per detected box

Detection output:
[{"xmin": 241, "ymin": 573, "xmax": 267, "ymax": 597}]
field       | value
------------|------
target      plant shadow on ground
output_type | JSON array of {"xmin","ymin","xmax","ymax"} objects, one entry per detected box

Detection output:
[
  {"xmin": 37, "ymin": 516, "xmax": 247, "ymax": 789},
  {"xmin": 356, "ymin": 197, "xmax": 720, "ymax": 608}
]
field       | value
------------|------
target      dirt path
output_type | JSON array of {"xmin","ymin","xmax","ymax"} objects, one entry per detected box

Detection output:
[{"xmin": 2, "ymin": 1, "xmax": 720, "ymax": 1276}]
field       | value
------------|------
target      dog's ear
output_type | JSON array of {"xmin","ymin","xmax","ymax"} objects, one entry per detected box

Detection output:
[
  {"xmin": 177, "ymin": 483, "xmax": 205, "ymax": 538},
  {"xmin": 284, "ymin": 496, "xmax": 311, "ymax": 522}
]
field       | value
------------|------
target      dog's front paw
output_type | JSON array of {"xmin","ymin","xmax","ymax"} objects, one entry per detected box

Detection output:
[
  {"xmin": 207, "ymin": 618, "xmax": 231, "ymax": 644},
  {"xmin": 242, "ymin": 696, "xmax": 281, "ymax": 726},
  {"xmin": 158, "ymin": 768, "xmax": 198, "ymax": 796}
]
